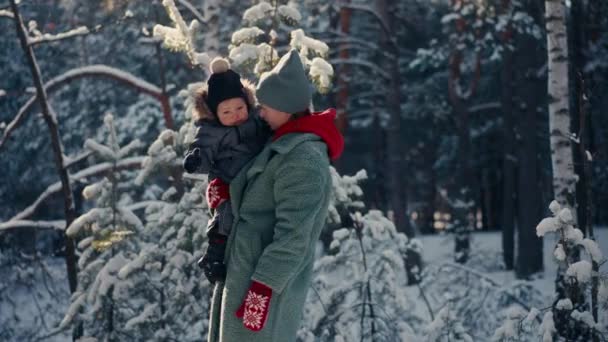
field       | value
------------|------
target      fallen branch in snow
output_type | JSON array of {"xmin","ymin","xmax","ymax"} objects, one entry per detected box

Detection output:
[{"xmin": 0, "ymin": 65, "xmax": 173, "ymax": 152}]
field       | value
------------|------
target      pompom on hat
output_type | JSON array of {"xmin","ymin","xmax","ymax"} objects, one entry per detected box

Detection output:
[{"xmin": 206, "ymin": 57, "xmax": 247, "ymax": 115}]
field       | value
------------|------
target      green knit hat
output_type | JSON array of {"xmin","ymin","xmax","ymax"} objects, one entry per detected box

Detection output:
[{"xmin": 256, "ymin": 49, "xmax": 312, "ymax": 114}]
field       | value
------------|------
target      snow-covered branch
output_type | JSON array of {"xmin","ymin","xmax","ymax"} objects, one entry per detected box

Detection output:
[
  {"xmin": 63, "ymin": 151, "xmax": 93, "ymax": 168},
  {"xmin": 153, "ymin": 0, "xmax": 210, "ymax": 67},
  {"xmin": 1, "ymin": 65, "xmax": 171, "ymax": 152},
  {"xmin": 0, "ymin": 220, "xmax": 65, "ymax": 232},
  {"xmin": 10, "ymin": 156, "xmax": 145, "ymax": 221},
  {"xmin": 0, "ymin": 9, "xmax": 13, "ymax": 18},
  {"xmin": 28, "ymin": 26, "xmax": 89, "ymax": 46}
]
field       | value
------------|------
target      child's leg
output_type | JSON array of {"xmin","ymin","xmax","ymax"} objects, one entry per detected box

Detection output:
[{"xmin": 216, "ymin": 201, "xmax": 234, "ymax": 237}]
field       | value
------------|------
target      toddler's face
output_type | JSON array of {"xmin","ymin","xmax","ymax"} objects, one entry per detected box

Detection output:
[{"xmin": 217, "ymin": 98, "xmax": 248, "ymax": 126}]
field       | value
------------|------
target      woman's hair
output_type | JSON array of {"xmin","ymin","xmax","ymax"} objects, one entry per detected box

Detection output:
[{"xmin": 290, "ymin": 108, "xmax": 311, "ymax": 120}]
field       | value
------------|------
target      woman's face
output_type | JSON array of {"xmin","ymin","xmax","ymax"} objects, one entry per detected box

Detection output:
[
  {"xmin": 259, "ymin": 104, "xmax": 291, "ymax": 130},
  {"xmin": 217, "ymin": 97, "xmax": 248, "ymax": 126}
]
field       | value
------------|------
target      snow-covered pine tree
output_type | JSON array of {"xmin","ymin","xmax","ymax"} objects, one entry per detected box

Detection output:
[
  {"xmin": 115, "ymin": 181, "xmax": 210, "ymax": 341},
  {"xmin": 227, "ymin": 0, "xmax": 334, "ymax": 94},
  {"xmin": 299, "ymin": 169, "xmax": 425, "ymax": 341},
  {"xmin": 120, "ymin": 85, "xmax": 212, "ymax": 340},
  {"xmin": 60, "ymin": 113, "xmax": 145, "ymax": 339},
  {"xmin": 493, "ymin": 201, "xmax": 608, "ymax": 341},
  {"xmin": 535, "ymin": 200, "xmax": 607, "ymax": 341}
]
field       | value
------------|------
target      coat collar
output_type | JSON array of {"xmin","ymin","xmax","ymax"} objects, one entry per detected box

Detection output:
[{"xmin": 245, "ymin": 133, "xmax": 320, "ymax": 180}]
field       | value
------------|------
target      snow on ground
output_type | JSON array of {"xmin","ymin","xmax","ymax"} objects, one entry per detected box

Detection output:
[
  {"xmin": 2, "ymin": 227, "xmax": 607, "ymax": 340},
  {"xmin": 418, "ymin": 226, "xmax": 608, "ymax": 300}
]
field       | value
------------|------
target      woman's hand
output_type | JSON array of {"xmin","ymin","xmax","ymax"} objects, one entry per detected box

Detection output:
[{"xmin": 235, "ymin": 281, "xmax": 272, "ymax": 332}]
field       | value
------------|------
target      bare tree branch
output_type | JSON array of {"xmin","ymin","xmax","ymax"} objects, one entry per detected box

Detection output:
[
  {"xmin": 176, "ymin": 0, "xmax": 206, "ymax": 24},
  {"xmin": 328, "ymin": 58, "xmax": 391, "ymax": 80},
  {"xmin": 0, "ymin": 65, "xmax": 173, "ymax": 152}
]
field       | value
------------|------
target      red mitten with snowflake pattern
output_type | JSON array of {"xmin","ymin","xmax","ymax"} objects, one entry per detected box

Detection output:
[
  {"xmin": 206, "ymin": 178, "xmax": 229, "ymax": 209},
  {"xmin": 235, "ymin": 281, "xmax": 273, "ymax": 332}
]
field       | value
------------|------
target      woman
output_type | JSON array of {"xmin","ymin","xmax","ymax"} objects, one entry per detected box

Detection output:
[{"xmin": 206, "ymin": 50, "xmax": 344, "ymax": 342}]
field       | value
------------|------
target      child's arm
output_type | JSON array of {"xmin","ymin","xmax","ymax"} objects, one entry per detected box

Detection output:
[{"xmin": 183, "ymin": 124, "xmax": 218, "ymax": 173}]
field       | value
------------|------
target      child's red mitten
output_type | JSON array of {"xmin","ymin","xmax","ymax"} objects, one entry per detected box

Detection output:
[
  {"xmin": 206, "ymin": 178, "xmax": 229, "ymax": 209},
  {"xmin": 235, "ymin": 281, "xmax": 272, "ymax": 332}
]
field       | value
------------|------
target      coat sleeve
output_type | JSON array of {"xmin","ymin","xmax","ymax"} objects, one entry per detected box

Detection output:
[
  {"xmin": 185, "ymin": 124, "xmax": 218, "ymax": 173},
  {"xmin": 251, "ymin": 152, "xmax": 327, "ymax": 294}
]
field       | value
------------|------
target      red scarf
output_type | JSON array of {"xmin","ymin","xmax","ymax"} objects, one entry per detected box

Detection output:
[{"xmin": 272, "ymin": 108, "xmax": 345, "ymax": 160}]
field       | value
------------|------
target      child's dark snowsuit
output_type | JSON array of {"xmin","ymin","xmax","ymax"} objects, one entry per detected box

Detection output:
[{"xmin": 184, "ymin": 113, "xmax": 270, "ymax": 282}]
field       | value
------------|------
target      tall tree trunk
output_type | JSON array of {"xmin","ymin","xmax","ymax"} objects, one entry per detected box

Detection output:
[
  {"xmin": 336, "ymin": 2, "xmax": 351, "ymax": 135},
  {"xmin": 570, "ymin": 0, "xmax": 587, "ymax": 235},
  {"xmin": 546, "ymin": 0, "xmax": 589, "ymax": 339},
  {"xmin": 577, "ymin": 77, "xmax": 600, "ymax": 342},
  {"xmin": 447, "ymin": 46, "xmax": 478, "ymax": 263},
  {"xmin": 333, "ymin": 1, "xmax": 351, "ymax": 172},
  {"xmin": 545, "ymin": 0, "xmax": 576, "ymax": 209},
  {"xmin": 501, "ymin": 43, "xmax": 516, "ymax": 270},
  {"xmin": 514, "ymin": 51, "xmax": 543, "ymax": 277},
  {"xmin": 9, "ymin": 0, "xmax": 80, "ymax": 338},
  {"xmin": 377, "ymin": 0, "xmax": 413, "ymax": 237}
]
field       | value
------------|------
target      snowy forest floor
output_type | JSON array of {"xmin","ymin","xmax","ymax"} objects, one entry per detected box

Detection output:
[
  {"xmin": 419, "ymin": 227, "xmax": 608, "ymax": 296},
  {"xmin": 3, "ymin": 228, "xmax": 608, "ymax": 341}
]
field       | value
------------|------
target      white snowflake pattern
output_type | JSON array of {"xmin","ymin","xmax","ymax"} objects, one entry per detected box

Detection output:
[
  {"xmin": 243, "ymin": 308, "xmax": 263, "ymax": 329},
  {"xmin": 207, "ymin": 185, "xmax": 221, "ymax": 206},
  {"xmin": 245, "ymin": 291, "xmax": 269, "ymax": 311}
]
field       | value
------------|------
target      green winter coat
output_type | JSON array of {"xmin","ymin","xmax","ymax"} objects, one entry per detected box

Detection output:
[{"xmin": 207, "ymin": 132, "xmax": 332, "ymax": 342}]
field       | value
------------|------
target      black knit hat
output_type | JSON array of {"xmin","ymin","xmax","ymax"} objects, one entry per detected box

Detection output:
[{"xmin": 206, "ymin": 58, "xmax": 247, "ymax": 115}]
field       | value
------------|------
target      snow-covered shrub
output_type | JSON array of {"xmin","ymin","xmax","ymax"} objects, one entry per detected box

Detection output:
[
  {"xmin": 0, "ymin": 252, "xmax": 70, "ymax": 341},
  {"xmin": 299, "ymin": 210, "xmax": 425, "ymax": 341},
  {"xmin": 532, "ymin": 200, "xmax": 607, "ymax": 341},
  {"xmin": 61, "ymin": 111, "xmax": 212, "ymax": 340},
  {"xmin": 420, "ymin": 261, "xmax": 546, "ymax": 341},
  {"xmin": 61, "ymin": 114, "xmax": 146, "ymax": 339}
]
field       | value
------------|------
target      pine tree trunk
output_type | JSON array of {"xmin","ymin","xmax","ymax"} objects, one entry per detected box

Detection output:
[
  {"xmin": 336, "ymin": 2, "xmax": 351, "ymax": 135},
  {"xmin": 333, "ymin": 2, "xmax": 351, "ymax": 172},
  {"xmin": 545, "ymin": 0, "xmax": 576, "ymax": 209},
  {"xmin": 570, "ymin": 0, "xmax": 587, "ymax": 235},
  {"xmin": 515, "ymin": 71, "xmax": 543, "ymax": 278},
  {"xmin": 377, "ymin": 0, "xmax": 413, "ymax": 237},
  {"xmin": 500, "ymin": 44, "xmax": 516, "ymax": 270}
]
